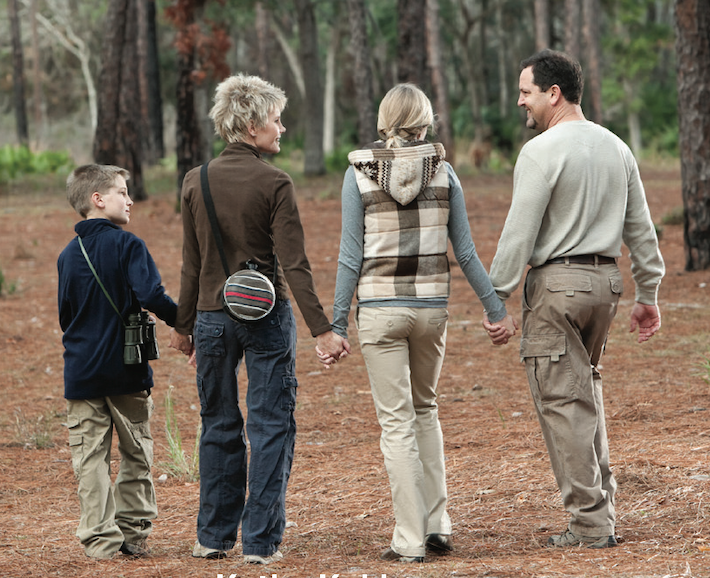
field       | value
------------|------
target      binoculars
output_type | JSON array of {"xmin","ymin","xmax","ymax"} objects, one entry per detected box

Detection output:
[{"xmin": 124, "ymin": 311, "xmax": 160, "ymax": 365}]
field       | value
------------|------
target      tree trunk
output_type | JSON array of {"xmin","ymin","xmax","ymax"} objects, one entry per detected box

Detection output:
[
  {"xmin": 346, "ymin": 0, "xmax": 377, "ymax": 146},
  {"xmin": 271, "ymin": 16, "xmax": 305, "ymax": 99},
  {"xmin": 456, "ymin": 1, "xmax": 485, "ymax": 148},
  {"xmin": 9, "ymin": 0, "xmax": 29, "ymax": 147},
  {"xmin": 139, "ymin": 0, "xmax": 164, "ymax": 163},
  {"xmin": 478, "ymin": 0, "xmax": 489, "ymax": 107},
  {"xmin": 624, "ymin": 78, "xmax": 642, "ymax": 157},
  {"xmin": 426, "ymin": 0, "xmax": 454, "ymax": 164},
  {"xmin": 93, "ymin": 0, "xmax": 124, "ymax": 165},
  {"xmin": 495, "ymin": 0, "xmax": 509, "ymax": 118},
  {"xmin": 175, "ymin": 35, "xmax": 203, "ymax": 202},
  {"xmin": 29, "ymin": 0, "xmax": 99, "ymax": 131},
  {"xmin": 582, "ymin": 0, "xmax": 602, "ymax": 123},
  {"xmin": 564, "ymin": 0, "xmax": 581, "ymax": 58},
  {"xmin": 119, "ymin": 0, "xmax": 145, "ymax": 200},
  {"xmin": 534, "ymin": 0, "xmax": 550, "ymax": 50},
  {"xmin": 93, "ymin": 0, "xmax": 145, "ymax": 200},
  {"xmin": 323, "ymin": 24, "xmax": 338, "ymax": 155},
  {"xmin": 255, "ymin": 2, "xmax": 270, "ymax": 80},
  {"xmin": 30, "ymin": 0, "xmax": 43, "ymax": 148},
  {"xmin": 294, "ymin": 0, "xmax": 325, "ymax": 175},
  {"xmin": 675, "ymin": 0, "xmax": 710, "ymax": 270},
  {"xmin": 397, "ymin": 0, "xmax": 427, "ymax": 86}
]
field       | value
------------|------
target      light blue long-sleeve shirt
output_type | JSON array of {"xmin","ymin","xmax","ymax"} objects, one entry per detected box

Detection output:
[{"xmin": 331, "ymin": 163, "xmax": 506, "ymax": 339}]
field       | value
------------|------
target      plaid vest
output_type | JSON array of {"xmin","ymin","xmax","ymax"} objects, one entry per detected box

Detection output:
[{"xmin": 349, "ymin": 143, "xmax": 451, "ymax": 300}]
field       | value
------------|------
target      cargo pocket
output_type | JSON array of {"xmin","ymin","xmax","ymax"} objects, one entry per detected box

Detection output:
[
  {"xmin": 546, "ymin": 273, "xmax": 592, "ymax": 296},
  {"xmin": 281, "ymin": 375, "xmax": 298, "ymax": 412},
  {"xmin": 66, "ymin": 415, "xmax": 83, "ymax": 479},
  {"xmin": 520, "ymin": 334, "xmax": 576, "ymax": 403},
  {"xmin": 195, "ymin": 321, "xmax": 226, "ymax": 357}
]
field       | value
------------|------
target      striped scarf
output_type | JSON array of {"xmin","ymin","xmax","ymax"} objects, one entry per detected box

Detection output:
[{"xmin": 348, "ymin": 142, "xmax": 451, "ymax": 300}]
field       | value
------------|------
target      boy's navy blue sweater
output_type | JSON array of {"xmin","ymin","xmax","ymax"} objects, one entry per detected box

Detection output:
[{"xmin": 58, "ymin": 218, "xmax": 177, "ymax": 400}]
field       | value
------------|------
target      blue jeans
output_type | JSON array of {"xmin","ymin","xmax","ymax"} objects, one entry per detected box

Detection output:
[{"xmin": 193, "ymin": 300, "xmax": 297, "ymax": 557}]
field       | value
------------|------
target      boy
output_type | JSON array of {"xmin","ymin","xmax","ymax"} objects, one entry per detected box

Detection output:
[{"xmin": 57, "ymin": 164, "xmax": 177, "ymax": 559}]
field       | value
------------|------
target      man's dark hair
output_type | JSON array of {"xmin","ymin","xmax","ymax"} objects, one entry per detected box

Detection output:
[{"xmin": 520, "ymin": 49, "xmax": 584, "ymax": 105}]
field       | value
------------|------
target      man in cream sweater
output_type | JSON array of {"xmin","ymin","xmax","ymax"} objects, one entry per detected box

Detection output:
[{"xmin": 485, "ymin": 49, "xmax": 665, "ymax": 548}]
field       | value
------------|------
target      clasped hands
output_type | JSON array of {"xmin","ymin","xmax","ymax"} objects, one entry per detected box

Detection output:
[
  {"xmin": 315, "ymin": 330, "xmax": 351, "ymax": 369},
  {"xmin": 482, "ymin": 313, "xmax": 518, "ymax": 346},
  {"xmin": 169, "ymin": 328, "xmax": 196, "ymax": 366}
]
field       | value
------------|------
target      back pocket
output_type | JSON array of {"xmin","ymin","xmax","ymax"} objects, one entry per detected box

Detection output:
[{"xmin": 546, "ymin": 273, "xmax": 592, "ymax": 297}]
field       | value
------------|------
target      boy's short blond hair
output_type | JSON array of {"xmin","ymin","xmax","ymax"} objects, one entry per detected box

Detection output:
[
  {"xmin": 66, "ymin": 164, "xmax": 130, "ymax": 218},
  {"xmin": 209, "ymin": 74, "xmax": 288, "ymax": 144}
]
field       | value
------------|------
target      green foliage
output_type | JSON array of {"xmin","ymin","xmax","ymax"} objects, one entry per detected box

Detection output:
[
  {"xmin": 602, "ymin": 0, "xmax": 677, "ymax": 148},
  {"xmin": 325, "ymin": 145, "xmax": 353, "ymax": 174},
  {"xmin": 482, "ymin": 107, "xmax": 522, "ymax": 154},
  {"xmin": 0, "ymin": 146, "xmax": 73, "ymax": 184},
  {"xmin": 161, "ymin": 386, "xmax": 200, "ymax": 482}
]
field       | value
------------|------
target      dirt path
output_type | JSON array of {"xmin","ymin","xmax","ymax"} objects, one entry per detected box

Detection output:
[{"xmin": 1, "ymin": 164, "xmax": 709, "ymax": 577}]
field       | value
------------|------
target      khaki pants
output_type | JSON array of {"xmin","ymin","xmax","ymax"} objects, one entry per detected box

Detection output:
[
  {"xmin": 357, "ymin": 306, "xmax": 452, "ymax": 558},
  {"xmin": 67, "ymin": 391, "xmax": 156, "ymax": 559},
  {"xmin": 521, "ymin": 263, "xmax": 622, "ymax": 537}
]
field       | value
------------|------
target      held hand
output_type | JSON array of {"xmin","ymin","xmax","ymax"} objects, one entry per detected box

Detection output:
[
  {"xmin": 169, "ymin": 328, "xmax": 194, "ymax": 356},
  {"xmin": 482, "ymin": 313, "xmax": 518, "ymax": 346},
  {"xmin": 629, "ymin": 302, "xmax": 661, "ymax": 343},
  {"xmin": 315, "ymin": 331, "xmax": 350, "ymax": 369}
]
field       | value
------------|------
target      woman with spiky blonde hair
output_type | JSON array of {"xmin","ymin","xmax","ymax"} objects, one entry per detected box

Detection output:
[
  {"xmin": 171, "ymin": 74, "xmax": 348, "ymax": 566},
  {"xmin": 209, "ymin": 74, "xmax": 288, "ymax": 145}
]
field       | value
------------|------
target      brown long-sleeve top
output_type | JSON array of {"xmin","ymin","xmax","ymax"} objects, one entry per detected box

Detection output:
[{"xmin": 175, "ymin": 142, "xmax": 331, "ymax": 338}]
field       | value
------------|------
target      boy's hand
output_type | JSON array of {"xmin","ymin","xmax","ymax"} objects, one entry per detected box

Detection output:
[{"xmin": 169, "ymin": 329, "xmax": 194, "ymax": 356}]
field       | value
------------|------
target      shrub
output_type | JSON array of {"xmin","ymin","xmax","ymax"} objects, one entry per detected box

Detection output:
[{"xmin": 0, "ymin": 145, "xmax": 73, "ymax": 184}]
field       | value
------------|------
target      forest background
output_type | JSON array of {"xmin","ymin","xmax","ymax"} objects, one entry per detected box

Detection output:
[
  {"xmin": 4, "ymin": 0, "xmax": 708, "ymax": 268},
  {"xmin": 0, "ymin": 0, "xmax": 684, "ymax": 182}
]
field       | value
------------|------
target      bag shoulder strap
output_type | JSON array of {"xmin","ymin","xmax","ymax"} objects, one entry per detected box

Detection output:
[
  {"xmin": 200, "ymin": 161, "xmax": 232, "ymax": 278},
  {"xmin": 200, "ymin": 160, "xmax": 279, "ymax": 285},
  {"xmin": 77, "ymin": 236, "xmax": 126, "ymax": 327}
]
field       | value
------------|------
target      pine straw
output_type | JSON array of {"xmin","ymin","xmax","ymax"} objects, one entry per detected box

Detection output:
[{"xmin": 2, "ymin": 166, "xmax": 710, "ymax": 577}]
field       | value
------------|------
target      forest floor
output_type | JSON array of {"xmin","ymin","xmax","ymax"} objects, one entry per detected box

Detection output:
[{"xmin": 1, "ymin": 161, "xmax": 709, "ymax": 578}]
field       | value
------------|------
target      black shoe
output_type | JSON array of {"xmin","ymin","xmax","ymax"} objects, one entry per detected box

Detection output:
[
  {"xmin": 380, "ymin": 547, "xmax": 424, "ymax": 563},
  {"xmin": 426, "ymin": 533, "xmax": 454, "ymax": 554},
  {"xmin": 119, "ymin": 541, "xmax": 151, "ymax": 557}
]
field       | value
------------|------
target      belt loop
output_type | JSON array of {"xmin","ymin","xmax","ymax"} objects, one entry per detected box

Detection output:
[
  {"xmin": 594, "ymin": 254, "xmax": 599, "ymax": 267},
  {"xmin": 564, "ymin": 256, "xmax": 570, "ymax": 266}
]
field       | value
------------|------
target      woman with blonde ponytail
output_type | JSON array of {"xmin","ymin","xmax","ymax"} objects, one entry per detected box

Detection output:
[{"xmin": 320, "ymin": 84, "xmax": 516, "ymax": 562}]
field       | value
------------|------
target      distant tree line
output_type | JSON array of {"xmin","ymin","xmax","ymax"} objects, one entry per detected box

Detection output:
[{"xmin": 2, "ymin": 0, "xmax": 709, "ymax": 269}]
